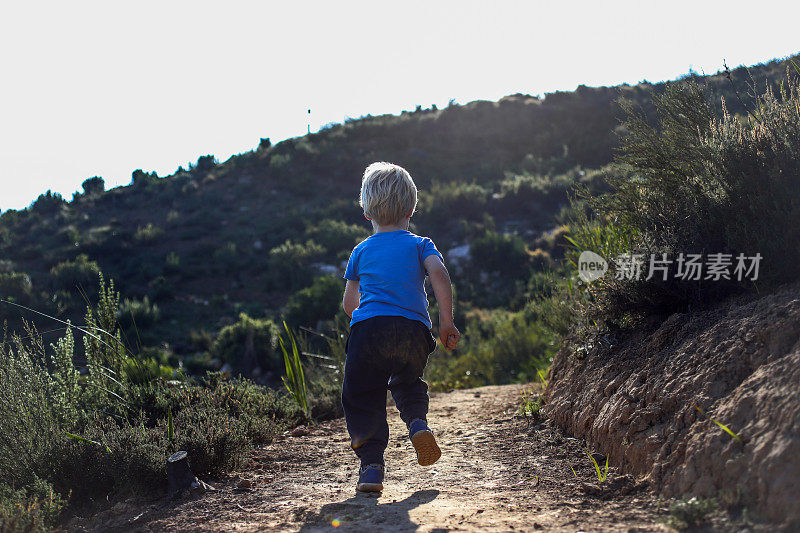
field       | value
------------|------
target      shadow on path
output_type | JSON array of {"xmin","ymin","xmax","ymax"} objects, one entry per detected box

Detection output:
[{"xmin": 300, "ymin": 489, "xmax": 439, "ymax": 532}]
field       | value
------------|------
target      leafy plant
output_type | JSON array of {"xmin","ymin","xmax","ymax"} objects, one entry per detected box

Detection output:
[
  {"xmin": 279, "ymin": 321, "xmax": 310, "ymax": 418},
  {"xmin": 665, "ymin": 497, "xmax": 718, "ymax": 529},
  {"xmin": 537, "ymin": 368, "xmax": 549, "ymax": 388},
  {"xmin": 304, "ymin": 219, "xmax": 368, "ymax": 253},
  {"xmin": 49, "ymin": 254, "xmax": 101, "ymax": 293},
  {"xmin": 285, "ymin": 275, "xmax": 343, "ymax": 327},
  {"xmin": 518, "ymin": 387, "xmax": 541, "ymax": 418},
  {"xmin": 586, "ymin": 450, "xmax": 609, "ymax": 483},
  {"xmin": 209, "ymin": 313, "xmax": 281, "ymax": 373}
]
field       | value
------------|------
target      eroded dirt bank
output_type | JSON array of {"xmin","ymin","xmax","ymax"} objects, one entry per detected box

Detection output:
[
  {"xmin": 546, "ymin": 283, "xmax": 800, "ymax": 527},
  {"xmin": 69, "ymin": 385, "xmax": 670, "ymax": 532}
]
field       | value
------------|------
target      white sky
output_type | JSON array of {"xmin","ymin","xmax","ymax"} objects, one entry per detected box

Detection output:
[{"xmin": 1, "ymin": 0, "xmax": 798, "ymax": 211}]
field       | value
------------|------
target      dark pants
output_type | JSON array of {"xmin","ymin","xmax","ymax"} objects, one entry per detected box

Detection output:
[{"xmin": 342, "ymin": 315, "xmax": 437, "ymax": 466}]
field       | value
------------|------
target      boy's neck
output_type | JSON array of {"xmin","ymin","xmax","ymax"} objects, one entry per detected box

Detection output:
[{"xmin": 372, "ymin": 219, "xmax": 410, "ymax": 234}]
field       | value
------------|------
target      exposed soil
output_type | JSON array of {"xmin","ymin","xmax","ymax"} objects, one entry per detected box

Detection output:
[
  {"xmin": 66, "ymin": 385, "xmax": 676, "ymax": 532},
  {"xmin": 546, "ymin": 283, "xmax": 800, "ymax": 528}
]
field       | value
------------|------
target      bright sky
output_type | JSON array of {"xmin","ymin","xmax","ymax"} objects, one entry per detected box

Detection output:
[{"xmin": 1, "ymin": 0, "xmax": 798, "ymax": 211}]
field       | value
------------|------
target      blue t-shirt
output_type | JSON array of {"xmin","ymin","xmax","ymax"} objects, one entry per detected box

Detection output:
[{"xmin": 344, "ymin": 230, "xmax": 443, "ymax": 329}]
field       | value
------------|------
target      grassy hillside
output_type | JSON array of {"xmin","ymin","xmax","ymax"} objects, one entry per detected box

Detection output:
[
  {"xmin": 0, "ymin": 54, "xmax": 796, "ymax": 384},
  {"xmin": 2, "ymin": 53, "xmax": 799, "ymax": 531}
]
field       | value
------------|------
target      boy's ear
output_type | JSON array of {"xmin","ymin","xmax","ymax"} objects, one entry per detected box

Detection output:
[
  {"xmin": 363, "ymin": 212, "xmax": 371, "ymax": 221},
  {"xmin": 405, "ymin": 210, "xmax": 414, "ymax": 219}
]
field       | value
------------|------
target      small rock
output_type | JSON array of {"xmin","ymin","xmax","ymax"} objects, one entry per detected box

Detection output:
[
  {"xmin": 237, "ymin": 479, "xmax": 252, "ymax": 489},
  {"xmin": 289, "ymin": 426, "xmax": 310, "ymax": 437},
  {"xmin": 191, "ymin": 479, "xmax": 216, "ymax": 494}
]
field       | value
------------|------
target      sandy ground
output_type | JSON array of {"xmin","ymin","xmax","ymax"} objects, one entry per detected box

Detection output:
[{"xmin": 73, "ymin": 385, "xmax": 672, "ymax": 532}]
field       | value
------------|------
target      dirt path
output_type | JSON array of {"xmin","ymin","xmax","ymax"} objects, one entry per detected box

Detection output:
[{"xmin": 80, "ymin": 385, "xmax": 670, "ymax": 532}]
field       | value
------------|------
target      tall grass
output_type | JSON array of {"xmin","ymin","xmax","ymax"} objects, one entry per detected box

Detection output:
[{"xmin": 279, "ymin": 321, "xmax": 310, "ymax": 417}]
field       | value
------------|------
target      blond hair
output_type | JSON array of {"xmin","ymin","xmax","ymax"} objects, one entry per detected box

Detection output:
[{"xmin": 360, "ymin": 162, "xmax": 418, "ymax": 225}]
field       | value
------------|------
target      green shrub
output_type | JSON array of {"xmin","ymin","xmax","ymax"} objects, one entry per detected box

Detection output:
[
  {"xmin": 469, "ymin": 231, "xmax": 530, "ymax": 277},
  {"xmin": 0, "ymin": 271, "xmax": 33, "ymax": 305},
  {"xmin": 496, "ymin": 172, "xmax": 573, "ymax": 214},
  {"xmin": 213, "ymin": 242, "xmax": 239, "ymax": 269},
  {"xmin": 117, "ymin": 296, "xmax": 160, "ymax": 331},
  {"xmin": 165, "ymin": 251, "xmax": 180, "ymax": 272},
  {"xmin": 0, "ymin": 276, "xmax": 303, "ymax": 530},
  {"xmin": 49, "ymin": 254, "xmax": 101, "ymax": 293},
  {"xmin": 184, "ymin": 351, "xmax": 215, "ymax": 375},
  {"xmin": 269, "ymin": 153, "xmax": 291, "ymax": 169},
  {"xmin": 665, "ymin": 497, "xmax": 717, "ymax": 529},
  {"xmin": 304, "ymin": 219, "xmax": 368, "ymax": 254},
  {"xmin": 0, "ymin": 478, "xmax": 65, "ymax": 533},
  {"xmin": 569, "ymin": 70, "xmax": 800, "ymax": 325},
  {"xmin": 134, "ymin": 223, "xmax": 164, "ymax": 243},
  {"xmin": 285, "ymin": 275, "xmax": 343, "ymax": 327},
  {"xmin": 148, "ymin": 275, "xmax": 174, "ymax": 301},
  {"xmin": 267, "ymin": 239, "xmax": 324, "ymax": 290},
  {"xmin": 209, "ymin": 313, "xmax": 281, "ymax": 374},
  {"xmin": 189, "ymin": 329, "xmax": 214, "ymax": 352},
  {"xmin": 418, "ymin": 181, "xmax": 488, "ymax": 227},
  {"xmin": 425, "ymin": 308, "xmax": 553, "ymax": 389}
]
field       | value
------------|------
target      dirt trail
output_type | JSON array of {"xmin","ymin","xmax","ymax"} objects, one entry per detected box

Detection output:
[{"xmin": 79, "ymin": 385, "xmax": 669, "ymax": 532}]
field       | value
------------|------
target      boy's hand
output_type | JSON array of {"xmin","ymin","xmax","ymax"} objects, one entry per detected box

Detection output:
[
  {"xmin": 424, "ymin": 254, "xmax": 459, "ymax": 350},
  {"xmin": 439, "ymin": 322, "xmax": 460, "ymax": 350}
]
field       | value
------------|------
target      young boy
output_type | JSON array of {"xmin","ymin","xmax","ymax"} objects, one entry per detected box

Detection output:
[{"xmin": 341, "ymin": 161, "xmax": 460, "ymax": 493}]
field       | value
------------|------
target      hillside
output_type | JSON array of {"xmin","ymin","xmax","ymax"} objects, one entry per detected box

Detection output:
[
  {"xmin": 0, "ymin": 54, "xmax": 796, "ymax": 381},
  {"xmin": 547, "ymin": 282, "xmax": 800, "ymax": 524}
]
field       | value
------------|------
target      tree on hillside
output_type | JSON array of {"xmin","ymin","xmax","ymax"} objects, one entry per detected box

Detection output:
[
  {"xmin": 30, "ymin": 190, "xmax": 65, "ymax": 213},
  {"xmin": 82, "ymin": 176, "xmax": 105, "ymax": 196},
  {"xmin": 195, "ymin": 155, "xmax": 217, "ymax": 172},
  {"xmin": 131, "ymin": 169, "xmax": 158, "ymax": 186}
]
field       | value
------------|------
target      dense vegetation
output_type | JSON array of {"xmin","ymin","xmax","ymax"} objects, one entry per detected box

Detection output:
[
  {"xmin": 0, "ymin": 276, "xmax": 340, "ymax": 530},
  {"xmin": 0, "ymin": 57, "xmax": 793, "ymax": 382},
  {"xmin": 564, "ymin": 63, "xmax": 800, "ymax": 340},
  {"xmin": 1, "ymin": 53, "xmax": 798, "ymax": 530}
]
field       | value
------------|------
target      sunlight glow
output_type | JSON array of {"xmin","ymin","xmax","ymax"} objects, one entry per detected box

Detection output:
[{"xmin": 1, "ymin": 0, "xmax": 798, "ymax": 210}]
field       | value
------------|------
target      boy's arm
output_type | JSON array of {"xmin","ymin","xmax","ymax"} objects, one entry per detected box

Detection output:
[
  {"xmin": 342, "ymin": 279, "xmax": 359, "ymax": 318},
  {"xmin": 423, "ymin": 255, "xmax": 460, "ymax": 350}
]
